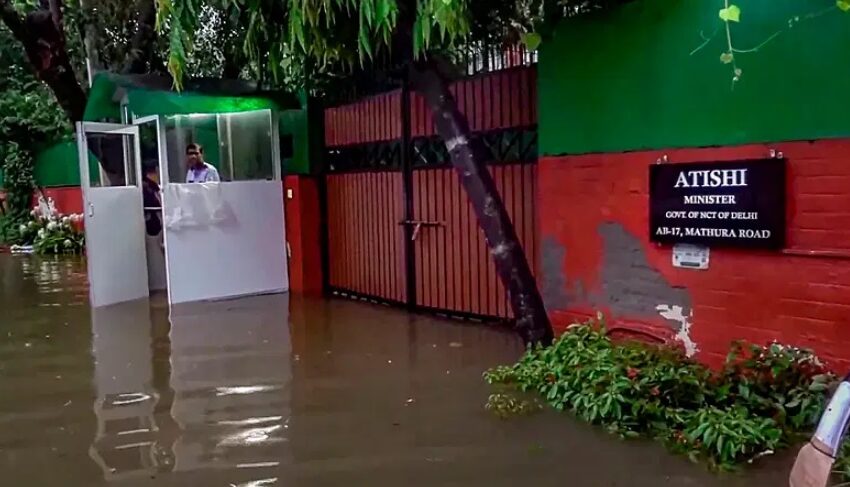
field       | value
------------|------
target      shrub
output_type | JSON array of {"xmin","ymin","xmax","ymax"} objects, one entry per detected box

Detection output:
[{"xmin": 484, "ymin": 314, "xmax": 837, "ymax": 472}]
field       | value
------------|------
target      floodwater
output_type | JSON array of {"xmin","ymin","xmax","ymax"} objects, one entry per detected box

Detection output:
[{"xmin": 0, "ymin": 254, "xmax": 792, "ymax": 486}]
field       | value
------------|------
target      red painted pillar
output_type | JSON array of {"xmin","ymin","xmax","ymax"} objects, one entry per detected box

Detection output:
[{"xmin": 284, "ymin": 176, "xmax": 323, "ymax": 295}]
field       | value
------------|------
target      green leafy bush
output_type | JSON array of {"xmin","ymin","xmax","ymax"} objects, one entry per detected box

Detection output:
[
  {"xmin": 485, "ymin": 393, "xmax": 542, "ymax": 419},
  {"xmin": 0, "ymin": 34, "xmax": 70, "ymax": 243},
  {"xmin": 484, "ymin": 315, "xmax": 837, "ymax": 472}
]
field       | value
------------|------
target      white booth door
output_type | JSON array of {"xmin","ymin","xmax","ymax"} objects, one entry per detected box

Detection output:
[
  {"xmin": 77, "ymin": 122, "xmax": 149, "ymax": 308},
  {"xmin": 161, "ymin": 181, "xmax": 289, "ymax": 304}
]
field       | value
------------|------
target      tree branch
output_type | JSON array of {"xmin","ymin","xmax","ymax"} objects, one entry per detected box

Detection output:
[
  {"xmin": 120, "ymin": 0, "xmax": 158, "ymax": 74},
  {"xmin": 1, "ymin": 0, "xmax": 86, "ymax": 120},
  {"xmin": 47, "ymin": 0, "xmax": 63, "ymax": 33},
  {"xmin": 0, "ymin": 0, "xmax": 27, "ymax": 40}
]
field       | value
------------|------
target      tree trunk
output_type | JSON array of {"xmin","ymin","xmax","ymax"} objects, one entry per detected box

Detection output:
[
  {"xmin": 408, "ymin": 60, "xmax": 553, "ymax": 346},
  {"xmin": 120, "ymin": 0, "xmax": 157, "ymax": 74},
  {"xmin": 1, "ymin": 0, "xmax": 87, "ymax": 120},
  {"xmin": 77, "ymin": 0, "xmax": 101, "ymax": 84}
]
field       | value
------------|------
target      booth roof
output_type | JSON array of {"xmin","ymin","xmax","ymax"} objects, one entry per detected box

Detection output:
[{"xmin": 84, "ymin": 73, "xmax": 301, "ymax": 121}]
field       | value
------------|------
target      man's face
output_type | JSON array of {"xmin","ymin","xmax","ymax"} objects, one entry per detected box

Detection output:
[{"xmin": 186, "ymin": 148, "xmax": 202, "ymax": 167}]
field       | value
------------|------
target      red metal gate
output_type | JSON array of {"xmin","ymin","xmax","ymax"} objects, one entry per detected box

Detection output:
[
  {"xmin": 324, "ymin": 61, "xmax": 537, "ymax": 321},
  {"xmin": 411, "ymin": 164, "xmax": 536, "ymax": 319}
]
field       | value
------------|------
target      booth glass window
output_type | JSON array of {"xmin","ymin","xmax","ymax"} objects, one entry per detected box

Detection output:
[
  {"xmin": 163, "ymin": 109, "xmax": 275, "ymax": 183},
  {"xmin": 219, "ymin": 111, "xmax": 275, "ymax": 181},
  {"xmin": 85, "ymin": 133, "xmax": 139, "ymax": 188}
]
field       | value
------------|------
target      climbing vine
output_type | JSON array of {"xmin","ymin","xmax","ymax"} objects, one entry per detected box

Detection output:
[{"xmin": 693, "ymin": 0, "xmax": 849, "ymax": 87}]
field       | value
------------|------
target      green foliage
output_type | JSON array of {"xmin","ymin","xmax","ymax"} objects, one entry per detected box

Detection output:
[
  {"xmin": 162, "ymin": 0, "xmax": 465, "ymax": 89},
  {"xmin": 0, "ymin": 26, "xmax": 71, "ymax": 244},
  {"xmin": 31, "ymin": 216, "xmax": 86, "ymax": 255},
  {"xmin": 485, "ymin": 392, "xmax": 543, "ymax": 419},
  {"xmin": 0, "ymin": 144, "xmax": 36, "ymax": 244},
  {"xmin": 161, "ymin": 0, "xmax": 622, "ymax": 91},
  {"xmin": 836, "ymin": 442, "xmax": 850, "ymax": 481},
  {"xmin": 0, "ymin": 27, "xmax": 70, "ymax": 242},
  {"xmin": 718, "ymin": 4, "xmax": 741, "ymax": 23},
  {"xmin": 484, "ymin": 315, "xmax": 837, "ymax": 472},
  {"xmin": 677, "ymin": 406, "xmax": 781, "ymax": 468},
  {"xmin": 721, "ymin": 341, "xmax": 831, "ymax": 432},
  {"xmin": 520, "ymin": 32, "xmax": 542, "ymax": 51}
]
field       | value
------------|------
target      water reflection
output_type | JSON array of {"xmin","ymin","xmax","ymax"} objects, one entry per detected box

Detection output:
[
  {"xmin": 87, "ymin": 294, "xmax": 293, "ymax": 485},
  {"xmin": 1, "ymin": 254, "xmax": 792, "ymax": 486},
  {"xmin": 168, "ymin": 295, "xmax": 292, "ymax": 482},
  {"xmin": 89, "ymin": 299, "xmax": 163, "ymax": 481}
]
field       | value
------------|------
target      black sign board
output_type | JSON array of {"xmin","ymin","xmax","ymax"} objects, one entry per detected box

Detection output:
[{"xmin": 649, "ymin": 158, "xmax": 785, "ymax": 249}]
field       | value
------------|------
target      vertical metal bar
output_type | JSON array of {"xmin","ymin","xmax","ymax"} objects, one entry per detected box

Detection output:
[
  {"xmin": 322, "ymin": 173, "xmax": 333, "ymax": 292},
  {"xmin": 395, "ymin": 173, "xmax": 404, "ymax": 302},
  {"xmin": 375, "ymin": 172, "xmax": 383, "ymax": 299},
  {"xmin": 364, "ymin": 171, "xmax": 374, "ymax": 296},
  {"xmin": 371, "ymin": 172, "xmax": 380, "ymax": 298},
  {"xmin": 488, "ymin": 71, "xmax": 495, "ymax": 132},
  {"xmin": 325, "ymin": 175, "xmax": 334, "ymax": 288},
  {"xmin": 429, "ymin": 169, "xmax": 437, "ymax": 308},
  {"xmin": 472, "ymin": 177, "xmax": 482, "ymax": 316},
  {"xmin": 414, "ymin": 170, "xmax": 424, "ymax": 306},
  {"xmin": 423, "ymin": 170, "xmax": 431, "ymax": 308},
  {"xmin": 318, "ymin": 102, "xmax": 332, "ymax": 295},
  {"xmin": 511, "ymin": 164, "xmax": 522, "ymax": 317},
  {"xmin": 342, "ymin": 176, "xmax": 351, "ymax": 290},
  {"xmin": 388, "ymin": 172, "xmax": 397, "ymax": 301},
  {"xmin": 458, "ymin": 171, "xmax": 469, "ymax": 313},
  {"xmin": 226, "ymin": 114, "xmax": 236, "ymax": 181},
  {"xmin": 357, "ymin": 173, "xmax": 364, "ymax": 293},
  {"xmin": 400, "ymin": 76, "xmax": 416, "ymax": 308},
  {"xmin": 441, "ymin": 169, "xmax": 450, "ymax": 311},
  {"xmin": 381, "ymin": 172, "xmax": 390, "ymax": 300},
  {"xmin": 363, "ymin": 172, "xmax": 371, "ymax": 296},
  {"xmin": 349, "ymin": 172, "xmax": 358, "ymax": 292},
  {"xmin": 269, "ymin": 109, "xmax": 282, "ymax": 182}
]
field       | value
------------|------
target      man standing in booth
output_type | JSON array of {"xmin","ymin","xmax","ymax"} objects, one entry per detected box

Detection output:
[{"xmin": 184, "ymin": 143, "xmax": 221, "ymax": 183}]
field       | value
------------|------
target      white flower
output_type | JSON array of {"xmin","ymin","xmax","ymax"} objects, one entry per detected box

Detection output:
[
  {"xmin": 19, "ymin": 224, "xmax": 27, "ymax": 234},
  {"xmin": 30, "ymin": 209, "xmax": 37, "ymax": 217},
  {"xmin": 28, "ymin": 221, "xmax": 37, "ymax": 229},
  {"xmin": 37, "ymin": 229, "xmax": 46, "ymax": 239},
  {"xmin": 47, "ymin": 222, "xmax": 58, "ymax": 231},
  {"xmin": 62, "ymin": 216, "xmax": 71, "ymax": 225},
  {"xmin": 63, "ymin": 239, "xmax": 73, "ymax": 248}
]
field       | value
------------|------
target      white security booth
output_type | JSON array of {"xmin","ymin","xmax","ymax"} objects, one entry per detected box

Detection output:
[{"xmin": 77, "ymin": 74, "xmax": 291, "ymax": 307}]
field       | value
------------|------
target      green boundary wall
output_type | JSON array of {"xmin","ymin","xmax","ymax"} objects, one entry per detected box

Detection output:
[{"xmin": 538, "ymin": 0, "xmax": 850, "ymax": 156}]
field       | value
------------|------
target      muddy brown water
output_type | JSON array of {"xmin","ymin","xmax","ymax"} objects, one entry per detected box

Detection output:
[{"xmin": 0, "ymin": 254, "xmax": 792, "ymax": 486}]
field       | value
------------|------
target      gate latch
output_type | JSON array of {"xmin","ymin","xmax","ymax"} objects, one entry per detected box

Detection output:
[{"xmin": 399, "ymin": 220, "xmax": 442, "ymax": 241}]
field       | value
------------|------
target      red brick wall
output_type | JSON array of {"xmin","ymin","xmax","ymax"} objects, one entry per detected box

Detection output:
[{"xmin": 538, "ymin": 140, "xmax": 850, "ymax": 370}]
